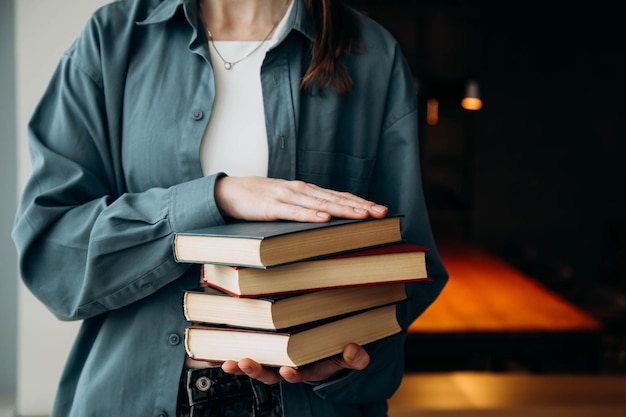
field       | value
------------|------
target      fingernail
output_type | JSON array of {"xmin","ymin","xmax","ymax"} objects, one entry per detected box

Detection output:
[
  {"xmin": 345, "ymin": 345, "xmax": 359, "ymax": 362},
  {"xmin": 283, "ymin": 368, "xmax": 297, "ymax": 378},
  {"xmin": 371, "ymin": 205, "xmax": 387, "ymax": 213},
  {"xmin": 317, "ymin": 211, "xmax": 330, "ymax": 219}
]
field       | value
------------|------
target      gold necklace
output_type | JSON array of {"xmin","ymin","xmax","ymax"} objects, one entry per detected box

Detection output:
[{"xmin": 203, "ymin": 1, "xmax": 289, "ymax": 71}]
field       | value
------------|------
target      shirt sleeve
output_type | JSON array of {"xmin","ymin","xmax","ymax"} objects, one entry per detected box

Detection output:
[{"xmin": 12, "ymin": 39, "xmax": 224, "ymax": 322}]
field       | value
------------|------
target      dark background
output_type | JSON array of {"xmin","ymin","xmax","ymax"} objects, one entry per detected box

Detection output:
[{"xmin": 349, "ymin": 0, "xmax": 626, "ymax": 322}]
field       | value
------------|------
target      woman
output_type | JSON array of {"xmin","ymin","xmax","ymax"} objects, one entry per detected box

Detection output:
[{"xmin": 12, "ymin": 0, "xmax": 448, "ymax": 416}]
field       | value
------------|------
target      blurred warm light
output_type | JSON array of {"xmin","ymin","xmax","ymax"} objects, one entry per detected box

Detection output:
[
  {"xmin": 461, "ymin": 80, "xmax": 483, "ymax": 111},
  {"xmin": 462, "ymin": 97, "xmax": 482, "ymax": 111},
  {"xmin": 426, "ymin": 98, "xmax": 439, "ymax": 125},
  {"xmin": 408, "ymin": 241, "xmax": 602, "ymax": 333}
]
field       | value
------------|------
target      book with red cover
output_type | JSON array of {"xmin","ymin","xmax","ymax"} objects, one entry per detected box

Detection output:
[{"xmin": 201, "ymin": 242, "xmax": 430, "ymax": 297}]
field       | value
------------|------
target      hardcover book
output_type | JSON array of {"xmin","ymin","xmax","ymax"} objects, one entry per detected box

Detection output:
[
  {"xmin": 183, "ymin": 303, "xmax": 401, "ymax": 368},
  {"xmin": 200, "ymin": 242, "xmax": 429, "ymax": 297},
  {"xmin": 183, "ymin": 283, "xmax": 408, "ymax": 330},
  {"xmin": 173, "ymin": 216, "xmax": 403, "ymax": 268}
]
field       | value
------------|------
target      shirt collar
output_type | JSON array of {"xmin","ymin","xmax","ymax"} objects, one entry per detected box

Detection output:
[{"xmin": 137, "ymin": 0, "xmax": 314, "ymax": 41}]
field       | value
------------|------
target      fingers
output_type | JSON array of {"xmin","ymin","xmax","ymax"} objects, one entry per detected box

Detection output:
[
  {"xmin": 221, "ymin": 360, "xmax": 246, "ymax": 375},
  {"xmin": 342, "ymin": 342, "xmax": 370, "ymax": 370},
  {"xmin": 286, "ymin": 182, "xmax": 388, "ymax": 220},
  {"xmin": 221, "ymin": 344, "xmax": 371, "ymax": 385},
  {"xmin": 279, "ymin": 343, "xmax": 370, "ymax": 383},
  {"xmin": 215, "ymin": 176, "xmax": 388, "ymax": 222},
  {"xmin": 222, "ymin": 358, "xmax": 283, "ymax": 385}
]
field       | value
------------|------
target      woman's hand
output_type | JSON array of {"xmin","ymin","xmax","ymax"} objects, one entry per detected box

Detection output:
[
  {"xmin": 220, "ymin": 343, "xmax": 370, "ymax": 385},
  {"xmin": 214, "ymin": 178, "xmax": 378, "ymax": 383},
  {"xmin": 215, "ymin": 176, "xmax": 388, "ymax": 222}
]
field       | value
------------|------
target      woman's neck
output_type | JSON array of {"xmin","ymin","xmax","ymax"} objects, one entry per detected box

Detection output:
[{"xmin": 199, "ymin": 0, "xmax": 290, "ymax": 41}]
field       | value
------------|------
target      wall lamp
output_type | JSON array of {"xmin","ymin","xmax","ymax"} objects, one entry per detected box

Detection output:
[{"xmin": 461, "ymin": 80, "xmax": 482, "ymax": 111}]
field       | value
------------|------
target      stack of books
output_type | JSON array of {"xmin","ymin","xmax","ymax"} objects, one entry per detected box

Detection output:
[{"xmin": 173, "ymin": 216, "xmax": 430, "ymax": 368}]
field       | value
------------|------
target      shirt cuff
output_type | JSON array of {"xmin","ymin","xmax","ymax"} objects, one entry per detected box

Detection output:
[{"xmin": 167, "ymin": 173, "xmax": 226, "ymax": 232}]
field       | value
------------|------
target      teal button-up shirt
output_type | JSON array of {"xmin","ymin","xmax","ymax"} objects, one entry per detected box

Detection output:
[{"xmin": 12, "ymin": 0, "xmax": 448, "ymax": 416}]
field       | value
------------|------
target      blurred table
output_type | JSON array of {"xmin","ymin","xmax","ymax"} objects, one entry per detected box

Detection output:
[
  {"xmin": 389, "ymin": 372, "xmax": 626, "ymax": 417},
  {"xmin": 406, "ymin": 240, "xmax": 603, "ymax": 372}
]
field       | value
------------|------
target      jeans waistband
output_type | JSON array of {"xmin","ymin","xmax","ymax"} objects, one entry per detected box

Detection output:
[{"xmin": 178, "ymin": 366, "xmax": 282, "ymax": 416}]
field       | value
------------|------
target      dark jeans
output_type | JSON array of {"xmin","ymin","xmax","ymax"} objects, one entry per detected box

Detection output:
[{"xmin": 177, "ymin": 367, "xmax": 283, "ymax": 417}]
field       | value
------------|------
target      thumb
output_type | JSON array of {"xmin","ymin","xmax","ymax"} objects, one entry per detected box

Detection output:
[{"xmin": 343, "ymin": 343, "xmax": 370, "ymax": 371}]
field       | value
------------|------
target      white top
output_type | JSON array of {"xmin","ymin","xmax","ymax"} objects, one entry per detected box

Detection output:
[{"xmin": 200, "ymin": 1, "xmax": 294, "ymax": 177}]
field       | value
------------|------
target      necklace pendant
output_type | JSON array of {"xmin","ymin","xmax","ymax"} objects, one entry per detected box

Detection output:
[{"xmin": 224, "ymin": 62, "xmax": 233, "ymax": 70}]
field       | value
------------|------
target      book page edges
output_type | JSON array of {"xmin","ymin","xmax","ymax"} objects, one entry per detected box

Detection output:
[
  {"xmin": 202, "ymin": 277, "xmax": 431, "ymax": 298},
  {"xmin": 184, "ymin": 305, "xmax": 402, "ymax": 367},
  {"xmin": 258, "ymin": 218, "xmax": 403, "ymax": 266}
]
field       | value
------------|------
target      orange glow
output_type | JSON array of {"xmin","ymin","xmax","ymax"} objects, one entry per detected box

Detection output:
[
  {"xmin": 462, "ymin": 80, "xmax": 483, "ymax": 111},
  {"xmin": 461, "ymin": 97, "xmax": 483, "ymax": 111},
  {"xmin": 426, "ymin": 98, "xmax": 439, "ymax": 125},
  {"xmin": 409, "ymin": 240, "xmax": 601, "ymax": 333}
]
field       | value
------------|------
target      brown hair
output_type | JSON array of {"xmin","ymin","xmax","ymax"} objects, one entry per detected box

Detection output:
[{"xmin": 302, "ymin": 0, "xmax": 360, "ymax": 94}]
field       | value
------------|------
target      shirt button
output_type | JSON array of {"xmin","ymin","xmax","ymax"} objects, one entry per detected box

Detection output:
[
  {"xmin": 192, "ymin": 110, "xmax": 204, "ymax": 120},
  {"xmin": 157, "ymin": 413, "xmax": 167, "ymax": 417},
  {"xmin": 168, "ymin": 333, "xmax": 181, "ymax": 345}
]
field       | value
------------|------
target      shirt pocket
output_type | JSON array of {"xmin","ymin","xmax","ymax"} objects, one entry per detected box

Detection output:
[{"xmin": 296, "ymin": 150, "xmax": 375, "ymax": 196}]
